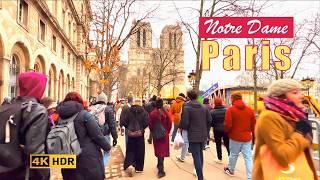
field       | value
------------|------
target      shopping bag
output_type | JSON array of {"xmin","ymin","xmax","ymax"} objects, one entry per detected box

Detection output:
[
  {"xmin": 259, "ymin": 145, "xmax": 313, "ymax": 180},
  {"xmin": 173, "ymin": 133, "xmax": 184, "ymax": 150}
]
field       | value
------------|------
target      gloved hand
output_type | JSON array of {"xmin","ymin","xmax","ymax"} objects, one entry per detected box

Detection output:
[
  {"xmin": 295, "ymin": 120, "xmax": 312, "ymax": 136},
  {"xmin": 113, "ymin": 139, "xmax": 117, "ymax": 147}
]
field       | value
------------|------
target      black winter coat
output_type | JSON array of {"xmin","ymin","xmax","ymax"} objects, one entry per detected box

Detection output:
[
  {"xmin": 57, "ymin": 101, "xmax": 111, "ymax": 180},
  {"xmin": 179, "ymin": 100, "xmax": 212, "ymax": 143},
  {"xmin": 120, "ymin": 105, "xmax": 149, "ymax": 133},
  {"xmin": 210, "ymin": 106, "xmax": 227, "ymax": 132}
]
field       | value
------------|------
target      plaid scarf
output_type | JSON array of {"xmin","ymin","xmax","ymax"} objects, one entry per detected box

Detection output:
[{"xmin": 264, "ymin": 96, "xmax": 306, "ymax": 121}]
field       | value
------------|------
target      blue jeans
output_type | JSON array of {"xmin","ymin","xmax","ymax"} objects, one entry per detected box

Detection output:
[
  {"xmin": 171, "ymin": 124, "xmax": 178, "ymax": 142},
  {"xmin": 180, "ymin": 130, "xmax": 189, "ymax": 160},
  {"xmin": 189, "ymin": 142, "xmax": 204, "ymax": 180},
  {"xmin": 103, "ymin": 135, "xmax": 111, "ymax": 166},
  {"xmin": 228, "ymin": 139, "xmax": 253, "ymax": 180}
]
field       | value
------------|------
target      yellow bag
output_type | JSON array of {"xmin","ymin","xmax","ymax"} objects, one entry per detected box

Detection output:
[{"xmin": 259, "ymin": 145, "xmax": 313, "ymax": 180}]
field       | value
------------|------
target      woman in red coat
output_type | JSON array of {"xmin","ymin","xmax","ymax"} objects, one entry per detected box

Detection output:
[{"xmin": 149, "ymin": 98, "xmax": 172, "ymax": 178}]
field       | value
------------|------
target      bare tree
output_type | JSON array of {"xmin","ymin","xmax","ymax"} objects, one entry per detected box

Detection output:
[{"xmin": 87, "ymin": 0, "xmax": 156, "ymax": 100}]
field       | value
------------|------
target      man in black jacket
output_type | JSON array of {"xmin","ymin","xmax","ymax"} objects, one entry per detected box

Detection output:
[
  {"xmin": 179, "ymin": 90, "xmax": 212, "ymax": 180},
  {"xmin": 210, "ymin": 97, "xmax": 229, "ymax": 164},
  {"xmin": 144, "ymin": 95, "xmax": 157, "ymax": 144}
]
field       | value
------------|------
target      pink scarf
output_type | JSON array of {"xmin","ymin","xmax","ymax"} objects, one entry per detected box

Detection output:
[{"xmin": 264, "ymin": 96, "xmax": 306, "ymax": 121}]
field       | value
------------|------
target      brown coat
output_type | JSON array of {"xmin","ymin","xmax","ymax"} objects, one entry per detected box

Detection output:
[{"xmin": 253, "ymin": 110, "xmax": 317, "ymax": 180}]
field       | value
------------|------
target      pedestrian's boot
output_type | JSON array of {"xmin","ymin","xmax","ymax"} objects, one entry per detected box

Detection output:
[{"xmin": 157, "ymin": 170, "xmax": 166, "ymax": 178}]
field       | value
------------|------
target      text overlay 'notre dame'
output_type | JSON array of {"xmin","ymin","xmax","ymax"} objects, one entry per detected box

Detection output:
[{"xmin": 30, "ymin": 154, "xmax": 76, "ymax": 169}]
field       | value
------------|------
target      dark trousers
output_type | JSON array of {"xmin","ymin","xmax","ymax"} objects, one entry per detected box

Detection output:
[
  {"xmin": 213, "ymin": 130, "xmax": 230, "ymax": 160},
  {"xmin": 171, "ymin": 124, "xmax": 179, "ymax": 142},
  {"xmin": 189, "ymin": 142, "xmax": 204, "ymax": 180},
  {"xmin": 124, "ymin": 136, "xmax": 145, "ymax": 171},
  {"xmin": 157, "ymin": 157, "xmax": 164, "ymax": 172}
]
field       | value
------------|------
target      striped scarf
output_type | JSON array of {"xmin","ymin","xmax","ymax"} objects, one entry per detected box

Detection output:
[{"xmin": 264, "ymin": 96, "xmax": 306, "ymax": 121}]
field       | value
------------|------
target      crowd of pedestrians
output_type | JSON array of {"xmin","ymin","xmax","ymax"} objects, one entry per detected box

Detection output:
[{"xmin": 0, "ymin": 72, "xmax": 317, "ymax": 180}]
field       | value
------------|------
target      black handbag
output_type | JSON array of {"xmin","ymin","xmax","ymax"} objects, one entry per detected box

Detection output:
[{"xmin": 152, "ymin": 111, "xmax": 166, "ymax": 140}]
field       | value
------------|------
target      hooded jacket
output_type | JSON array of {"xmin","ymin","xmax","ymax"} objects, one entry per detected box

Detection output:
[
  {"xmin": 170, "ymin": 96, "xmax": 185, "ymax": 125},
  {"xmin": 224, "ymin": 100, "xmax": 256, "ymax": 142},
  {"xmin": 120, "ymin": 105, "xmax": 149, "ymax": 133},
  {"xmin": 179, "ymin": 100, "xmax": 212, "ymax": 143},
  {"xmin": 210, "ymin": 105, "xmax": 227, "ymax": 131},
  {"xmin": 57, "ymin": 101, "xmax": 111, "ymax": 180},
  {"xmin": 18, "ymin": 72, "xmax": 47, "ymax": 101}
]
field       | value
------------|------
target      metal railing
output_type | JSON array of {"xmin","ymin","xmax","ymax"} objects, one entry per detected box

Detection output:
[{"xmin": 309, "ymin": 118, "xmax": 320, "ymax": 176}]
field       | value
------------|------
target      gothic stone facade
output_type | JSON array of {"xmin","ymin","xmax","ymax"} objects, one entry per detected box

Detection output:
[{"xmin": 127, "ymin": 21, "xmax": 185, "ymax": 99}]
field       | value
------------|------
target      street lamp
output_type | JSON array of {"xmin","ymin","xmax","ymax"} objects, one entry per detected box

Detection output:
[
  {"xmin": 188, "ymin": 70, "xmax": 196, "ymax": 90},
  {"xmin": 301, "ymin": 77, "xmax": 315, "ymax": 96}
]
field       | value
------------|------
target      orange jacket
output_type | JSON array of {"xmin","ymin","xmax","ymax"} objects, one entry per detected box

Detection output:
[{"xmin": 170, "ymin": 96, "xmax": 185, "ymax": 125}]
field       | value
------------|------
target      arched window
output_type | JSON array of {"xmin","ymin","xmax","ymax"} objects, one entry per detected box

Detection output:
[
  {"xmin": 9, "ymin": 55, "xmax": 19, "ymax": 99},
  {"xmin": 34, "ymin": 63, "xmax": 40, "ymax": 72},
  {"xmin": 143, "ymin": 29, "xmax": 146, "ymax": 47},
  {"xmin": 137, "ymin": 30, "xmax": 140, "ymax": 47}
]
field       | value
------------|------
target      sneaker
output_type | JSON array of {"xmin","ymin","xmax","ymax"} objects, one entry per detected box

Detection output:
[
  {"xmin": 170, "ymin": 141, "xmax": 174, "ymax": 145},
  {"xmin": 135, "ymin": 170, "xmax": 143, "ymax": 173},
  {"xmin": 176, "ymin": 156, "xmax": 185, "ymax": 162},
  {"xmin": 193, "ymin": 169, "xmax": 197, "ymax": 177},
  {"xmin": 214, "ymin": 159, "xmax": 223, "ymax": 164},
  {"xmin": 125, "ymin": 166, "xmax": 135, "ymax": 177},
  {"xmin": 204, "ymin": 145, "xmax": 210, "ymax": 149},
  {"xmin": 147, "ymin": 139, "xmax": 152, "ymax": 144},
  {"xmin": 224, "ymin": 167, "xmax": 234, "ymax": 177}
]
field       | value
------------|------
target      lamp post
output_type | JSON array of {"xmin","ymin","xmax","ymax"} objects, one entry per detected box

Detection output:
[
  {"xmin": 301, "ymin": 77, "xmax": 315, "ymax": 96},
  {"xmin": 188, "ymin": 70, "xmax": 196, "ymax": 90}
]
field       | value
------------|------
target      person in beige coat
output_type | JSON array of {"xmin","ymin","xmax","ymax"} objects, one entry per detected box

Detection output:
[{"xmin": 253, "ymin": 79, "xmax": 317, "ymax": 180}]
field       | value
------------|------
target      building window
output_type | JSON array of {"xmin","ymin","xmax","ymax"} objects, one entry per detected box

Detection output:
[
  {"xmin": 9, "ymin": 55, "xmax": 19, "ymax": 99},
  {"xmin": 143, "ymin": 29, "xmax": 146, "ymax": 47},
  {"xmin": 136, "ymin": 30, "xmax": 140, "ymax": 47},
  {"xmin": 169, "ymin": 33, "xmax": 172, "ymax": 48},
  {"xmin": 52, "ymin": 35, "xmax": 56, "ymax": 52},
  {"xmin": 68, "ymin": 21, "xmax": 71, "ymax": 39},
  {"xmin": 61, "ymin": 45, "xmax": 64, "ymax": 59},
  {"xmin": 174, "ymin": 33, "xmax": 177, "ymax": 48},
  {"xmin": 68, "ymin": 53, "xmax": 70, "ymax": 65},
  {"xmin": 34, "ymin": 63, "xmax": 40, "ymax": 72},
  {"xmin": 62, "ymin": 10, "xmax": 65, "ymax": 29},
  {"xmin": 39, "ymin": 19, "xmax": 45, "ymax": 42},
  {"xmin": 18, "ymin": 0, "xmax": 28, "ymax": 27}
]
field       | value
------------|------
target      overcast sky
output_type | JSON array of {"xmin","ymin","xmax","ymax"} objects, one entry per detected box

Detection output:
[{"xmin": 118, "ymin": 0, "xmax": 320, "ymax": 91}]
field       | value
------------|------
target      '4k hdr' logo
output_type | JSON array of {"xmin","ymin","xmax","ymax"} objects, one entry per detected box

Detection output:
[{"xmin": 30, "ymin": 154, "xmax": 76, "ymax": 169}]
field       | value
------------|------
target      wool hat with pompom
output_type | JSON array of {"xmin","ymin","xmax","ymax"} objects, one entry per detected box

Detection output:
[{"xmin": 267, "ymin": 78, "xmax": 302, "ymax": 97}]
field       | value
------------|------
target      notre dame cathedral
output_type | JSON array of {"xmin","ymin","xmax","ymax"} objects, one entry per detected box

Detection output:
[{"xmin": 125, "ymin": 21, "xmax": 185, "ymax": 99}]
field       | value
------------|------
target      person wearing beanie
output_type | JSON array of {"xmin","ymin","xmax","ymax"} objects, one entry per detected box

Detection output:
[
  {"xmin": 120, "ymin": 98, "xmax": 149, "ymax": 177},
  {"xmin": 149, "ymin": 98, "xmax": 172, "ymax": 178},
  {"xmin": 224, "ymin": 91, "xmax": 256, "ymax": 179},
  {"xmin": 169, "ymin": 93, "xmax": 186, "ymax": 144},
  {"xmin": 90, "ymin": 91, "xmax": 118, "ymax": 166},
  {"xmin": 210, "ymin": 97, "xmax": 229, "ymax": 164},
  {"xmin": 0, "ymin": 72, "xmax": 50, "ymax": 179},
  {"xmin": 253, "ymin": 79, "xmax": 316, "ymax": 179},
  {"xmin": 179, "ymin": 90, "xmax": 212, "ymax": 180}
]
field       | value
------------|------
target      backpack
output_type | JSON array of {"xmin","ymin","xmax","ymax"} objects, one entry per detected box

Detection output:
[
  {"xmin": 46, "ymin": 111, "xmax": 82, "ymax": 155},
  {"xmin": 89, "ymin": 104, "xmax": 106, "ymax": 126},
  {"xmin": 152, "ymin": 111, "xmax": 166, "ymax": 140},
  {"xmin": 127, "ymin": 110, "xmax": 143, "ymax": 137},
  {"xmin": 0, "ymin": 100, "xmax": 32, "ymax": 172}
]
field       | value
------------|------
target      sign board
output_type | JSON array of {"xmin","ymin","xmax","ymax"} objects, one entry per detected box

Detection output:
[{"xmin": 201, "ymin": 83, "xmax": 219, "ymax": 98}]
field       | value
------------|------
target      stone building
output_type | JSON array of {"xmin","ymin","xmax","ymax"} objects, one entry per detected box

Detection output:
[
  {"xmin": 0, "ymin": 0, "xmax": 93, "ymax": 102},
  {"xmin": 126, "ymin": 21, "xmax": 185, "ymax": 99}
]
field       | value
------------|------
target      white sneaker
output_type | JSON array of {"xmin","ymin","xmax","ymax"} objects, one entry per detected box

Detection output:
[
  {"xmin": 125, "ymin": 166, "xmax": 135, "ymax": 177},
  {"xmin": 204, "ymin": 145, "xmax": 210, "ymax": 149},
  {"xmin": 193, "ymin": 169, "xmax": 197, "ymax": 177},
  {"xmin": 176, "ymin": 155, "xmax": 185, "ymax": 162},
  {"xmin": 214, "ymin": 159, "xmax": 223, "ymax": 164}
]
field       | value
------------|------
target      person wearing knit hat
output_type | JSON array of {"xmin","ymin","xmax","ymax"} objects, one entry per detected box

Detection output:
[
  {"xmin": 253, "ymin": 78, "xmax": 316, "ymax": 179},
  {"xmin": 210, "ymin": 97, "xmax": 229, "ymax": 164},
  {"xmin": 224, "ymin": 91, "xmax": 256, "ymax": 178},
  {"xmin": 96, "ymin": 92, "xmax": 108, "ymax": 104},
  {"xmin": 0, "ymin": 72, "xmax": 50, "ymax": 179}
]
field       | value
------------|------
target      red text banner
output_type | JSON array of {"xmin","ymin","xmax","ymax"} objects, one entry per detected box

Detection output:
[{"xmin": 199, "ymin": 17, "xmax": 294, "ymax": 38}]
